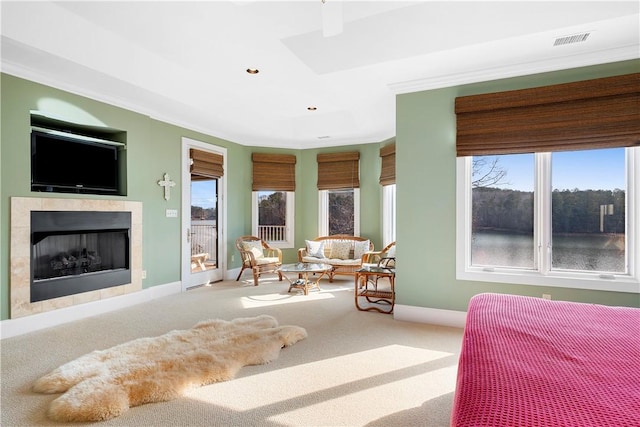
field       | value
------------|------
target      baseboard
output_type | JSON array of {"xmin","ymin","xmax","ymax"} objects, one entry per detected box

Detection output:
[
  {"xmin": 0, "ymin": 281, "xmax": 182, "ymax": 339},
  {"xmin": 393, "ymin": 304, "xmax": 467, "ymax": 329}
]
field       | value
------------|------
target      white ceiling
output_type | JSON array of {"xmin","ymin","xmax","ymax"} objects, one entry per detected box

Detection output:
[{"xmin": 2, "ymin": 1, "xmax": 639, "ymax": 149}]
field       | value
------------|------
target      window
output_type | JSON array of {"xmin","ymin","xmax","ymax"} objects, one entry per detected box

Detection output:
[
  {"xmin": 383, "ymin": 184, "xmax": 396, "ymax": 246},
  {"xmin": 319, "ymin": 189, "xmax": 360, "ymax": 236},
  {"xmin": 250, "ymin": 153, "xmax": 296, "ymax": 248},
  {"xmin": 317, "ymin": 151, "xmax": 361, "ymax": 236},
  {"xmin": 380, "ymin": 142, "xmax": 396, "ymax": 246},
  {"xmin": 252, "ymin": 191, "xmax": 294, "ymax": 248},
  {"xmin": 457, "ymin": 147, "xmax": 639, "ymax": 292}
]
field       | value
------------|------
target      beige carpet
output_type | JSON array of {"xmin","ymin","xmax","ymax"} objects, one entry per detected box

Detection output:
[{"xmin": 1, "ymin": 276, "xmax": 463, "ymax": 426}]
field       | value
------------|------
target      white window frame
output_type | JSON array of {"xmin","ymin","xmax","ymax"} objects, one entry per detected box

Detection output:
[
  {"xmin": 382, "ymin": 184, "xmax": 396, "ymax": 246},
  {"xmin": 456, "ymin": 147, "xmax": 640, "ymax": 293},
  {"xmin": 318, "ymin": 188, "xmax": 360, "ymax": 236},
  {"xmin": 252, "ymin": 191, "xmax": 295, "ymax": 249}
]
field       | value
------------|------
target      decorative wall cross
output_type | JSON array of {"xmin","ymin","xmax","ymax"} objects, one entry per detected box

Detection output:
[{"xmin": 157, "ymin": 173, "xmax": 176, "ymax": 201}]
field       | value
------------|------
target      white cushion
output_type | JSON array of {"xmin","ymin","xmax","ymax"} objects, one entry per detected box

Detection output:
[
  {"xmin": 327, "ymin": 258, "xmax": 360, "ymax": 266},
  {"xmin": 330, "ymin": 240, "xmax": 351, "ymax": 260},
  {"xmin": 301, "ymin": 255, "xmax": 329, "ymax": 263},
  {"xmin": 256, "ymin": 256, "xmax": 279, "ymax": 265},
  {"xmin": 353, "ymin": 240, "xmax": 371, "ymax": 259},
  {"xmin": 241, "ymin": 241, "xmax": 264, "ymax": 259},
  {"xmin": 305, "ymin": 240, "xmax": 326, "ymax": 258}
]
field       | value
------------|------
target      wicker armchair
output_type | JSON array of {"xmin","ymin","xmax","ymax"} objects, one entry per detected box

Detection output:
[
  {"xmin": 361, "ymin": 241, "xmax": 396, "ymax": 268},
  {"xmin": 235, "ymin": 236, "xmax": 283, "ymax": 286}
]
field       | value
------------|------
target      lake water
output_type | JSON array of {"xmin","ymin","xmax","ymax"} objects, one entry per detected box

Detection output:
[{"xmin": 472, "ymin": 230, "xmax": 626, "ymax": 273}]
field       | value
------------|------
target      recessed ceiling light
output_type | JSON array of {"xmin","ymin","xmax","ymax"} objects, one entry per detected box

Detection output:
[
  {"xmin": 246, "ymin": 68, "xmax": 259, "ymax": 74},
  {"xmin": 307, "ymin": 106, "xmax": 317, "ymax": 111}
]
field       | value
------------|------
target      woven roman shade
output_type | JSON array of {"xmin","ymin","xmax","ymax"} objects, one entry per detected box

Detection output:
[
  {"xmin": 455, "ymin": 73, "xmax": 640, "ymax": 156},
  {"xmin": 379, "ymin": 142, "xmax": 396, "ymax": 186},
  {"xmin": 317, "ymin": 151, "xmax": 360, "ymax": 190},
  {"xmin": 252, "ymin": 153, "xmax": 296, "ymax": 191},
  {"xmin": 190, "ymin": 149, "xmax": 224, "ymax": 179}
]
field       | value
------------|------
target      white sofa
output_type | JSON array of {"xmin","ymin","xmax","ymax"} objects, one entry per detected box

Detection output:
[{"xmin": 298, "ymin": 235, "xmax": 373, "ymax": 282}]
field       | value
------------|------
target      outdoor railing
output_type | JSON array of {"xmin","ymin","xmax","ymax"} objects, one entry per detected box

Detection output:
[
  {"xmin": 191, "ymin": 221, "xmax": 217, "ymax": 262},
  {"xmin": 258, "ymin": 225, "xmax": 287, "ymax": 242}
]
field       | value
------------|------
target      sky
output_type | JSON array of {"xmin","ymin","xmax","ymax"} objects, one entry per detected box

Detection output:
[
  {"xmin": 490, "ymin": 147, "xmax": 626, "ymax": 192},
  {"xmin": 191, "ymin": 180, "xmax": 217, "ymax": 209}
]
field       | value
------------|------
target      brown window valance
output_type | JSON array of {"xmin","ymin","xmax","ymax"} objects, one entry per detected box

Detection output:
[
  {"xmin": 455, "ymin": 73, "xmax": 640, "ymax": 156},
  {"xmin": 317, "ymin": 151, "xmax": 360, "ymax": 190},
  {"xmin": 252, "ymin": 153, "xmax": 296, "ymax": 191},
  {"xmin": 379, "ymin": 142, "xmax": 396, "ymax": 186},
  {"xmin": 190, "ymin": 149, "xmax": 224, "ymax": 178}
]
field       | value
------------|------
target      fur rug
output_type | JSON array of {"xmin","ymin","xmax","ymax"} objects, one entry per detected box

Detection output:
[{"xmin": 32, "ymin": 315, "xmax": 307, "ymax": 422}]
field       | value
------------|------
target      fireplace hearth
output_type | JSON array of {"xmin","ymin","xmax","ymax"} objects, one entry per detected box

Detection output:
[{"xmin": 31, "ymin": 211, "xmax": 131, "ymax": 302}]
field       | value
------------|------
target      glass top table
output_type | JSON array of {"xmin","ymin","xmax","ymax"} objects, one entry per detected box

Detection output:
[{"xmin": 278, "ymin": 263, "xmax": 333, "ymax": 295}]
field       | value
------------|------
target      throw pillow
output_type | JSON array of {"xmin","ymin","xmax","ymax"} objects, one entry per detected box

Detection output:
[
  {"xmin": 354, "ymin": 240, "xmax": 371, "ymax": 260},
  {"xmin": 330, "ymin": 240, "xmax": 351, "ymax": 260},
  {"xmin": 386, "ymin": 244, "xmax": 396, "ymax": 258},
  {"xmin": 305, "ymin": 240, "xmax": 326, "ymax": 258},
  {"xmin": 242, "ymin": 241, "xmax": 264, "ymax": 259}
]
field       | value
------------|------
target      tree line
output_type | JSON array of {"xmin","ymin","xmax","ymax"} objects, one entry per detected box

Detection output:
[{"xmin": 473, "ymin": 188, "xmax": 625, "ymax": 234}]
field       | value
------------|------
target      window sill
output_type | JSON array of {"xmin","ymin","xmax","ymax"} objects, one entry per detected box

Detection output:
[{"xmin": 457, "ymin": 268, "xmax": 640, "ymax": 293}]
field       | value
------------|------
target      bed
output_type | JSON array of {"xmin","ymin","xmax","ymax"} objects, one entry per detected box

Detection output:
[{"xmin": 451, "ymin": 293, "xmax": 640, "ymax": 427}]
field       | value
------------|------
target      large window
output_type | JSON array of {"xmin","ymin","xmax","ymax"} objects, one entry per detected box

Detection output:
[
  {"xmin": 252, "ymin": 191, "xmax": 294, "ymax": 248},
  {"xmin": 457, "ymin": 147, "xmax": 639, "ymax": 292}
]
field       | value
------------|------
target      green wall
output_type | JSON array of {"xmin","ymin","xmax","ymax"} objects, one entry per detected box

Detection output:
[
  {"xmin": 0, "ymin": 73, "xmax": 384, "ymax": 321},
  {"xmin": 3, "ymin": 60, "xmax": 638, "ymax": 322},
  {"xmin": 0, "ymin": 74, "xmax": 248, "ymax": 320},
  {"xmin": 395, "ymin": 59, "xmax": 640, "ymax": 311}
]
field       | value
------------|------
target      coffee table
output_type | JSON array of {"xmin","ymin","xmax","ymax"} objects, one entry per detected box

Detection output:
[{"xmin": 278, "ymin": 263, "xmax": 333, "ymax": 295}]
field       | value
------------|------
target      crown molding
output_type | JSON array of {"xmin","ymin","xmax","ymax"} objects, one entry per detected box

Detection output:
[{"xmin": 388, "ymin": 45, "xmax": 640, "ymax": 95}]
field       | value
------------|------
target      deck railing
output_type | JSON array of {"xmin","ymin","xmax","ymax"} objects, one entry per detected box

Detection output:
[
  {"xmin": 191, "ymin": 220, "xmax": 217, "ymax": 261},
  {"xmin": 258, "ymin": 225, "xmax": 287, "ymax": 242}
]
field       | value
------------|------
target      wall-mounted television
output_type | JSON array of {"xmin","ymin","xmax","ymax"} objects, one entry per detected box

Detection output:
[{"xmin": 31, "ymin": 128, "xmax": 122, "ymax": 195}]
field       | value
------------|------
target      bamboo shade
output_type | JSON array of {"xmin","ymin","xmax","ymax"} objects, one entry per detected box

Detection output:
[
  {"xmin": 455, "ymin": 73, "xmax": 640, "ymax": 156},
  {"xmin": 317, "ymin": 151, "xmax": 360, "ymax": 190},
  {"xmin": 252, "ymin": 153, "xmax": 296, "ymax": 191},
  {"xmin": 379, "ymin": 142, "xmax": 396, "ymax": 186},
  {"xmin": 190, "ymin": 149, "xmax": 224, "ymax": 178}
]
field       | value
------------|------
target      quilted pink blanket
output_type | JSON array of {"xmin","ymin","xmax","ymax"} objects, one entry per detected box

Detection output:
[{"xmin": 451, "ymin": 293, "xmax": 640, "ymax": 427}]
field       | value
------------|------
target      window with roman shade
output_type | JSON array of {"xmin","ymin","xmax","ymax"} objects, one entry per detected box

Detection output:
[
  {"xmin": 317, "ymin": 151, "xmax": 360, "ymax": 190},
  {"xmin": 251, "ymin": 153, "xmax": 296, "ymax": 191},
  {"xmin": 379, "ymin": 142, "xmax": 395, "ymax": 186},
  {"xmin": 190, "ymin": 148, "xmax": 224, "ymax": 180},
  {"xmin": 455, "ymin": 73, "xmax": 640, "ymax": 156}
]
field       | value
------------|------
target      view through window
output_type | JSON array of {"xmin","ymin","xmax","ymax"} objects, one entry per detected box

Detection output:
[{"xmin": 470, "ymin": 148, "xmax": 626, "ymax": 274}]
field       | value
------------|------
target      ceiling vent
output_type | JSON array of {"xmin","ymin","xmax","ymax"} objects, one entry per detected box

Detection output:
[
  {"xmin": 317, "ymin": 136, "xmax": 331, "ymax": 139},
  {"xmin": 554, "ymin": 32, "xmax": 590, "ymax": 46}
]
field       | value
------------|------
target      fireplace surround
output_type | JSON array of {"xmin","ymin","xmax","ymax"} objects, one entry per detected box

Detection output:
[{"xmin": 10, "ymin": 197, "xmax": 142, "ymax": 318}]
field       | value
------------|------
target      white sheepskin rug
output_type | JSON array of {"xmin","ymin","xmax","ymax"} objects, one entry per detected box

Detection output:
[{"xmin": 32, "ymin": 315, "xmax": 307, "ymax": 422}]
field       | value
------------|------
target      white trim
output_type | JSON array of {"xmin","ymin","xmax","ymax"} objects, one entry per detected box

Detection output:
[
  {"xmin": 252, "ymin": 191, "xmax": 295, "ymax": 249},
  {"xmin": 181, "ymin": 137, "xmax": 227, "ymax": 289},
  {"xmin": 388, "ymin": 45, "xmax": 639, "ymax": 95},
  {"xmin": 393, "ymin": 304, "xmax": 467, "ymax": 329},
  {"xmin": 0, "ymin": 282, "xmax": 181, "ymax": 339},
  {"xmin": 456, "ymin": 149, "xmax": 640, "ymax": 293},
  {"xmin": 318, "ymin": 188, "xmax": 361, "ymax": 236}
]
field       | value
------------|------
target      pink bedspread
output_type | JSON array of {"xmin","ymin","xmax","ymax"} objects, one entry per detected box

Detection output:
[{"xmin": 451, "ymin": 293, "xmax": 640, "ymax": 427}]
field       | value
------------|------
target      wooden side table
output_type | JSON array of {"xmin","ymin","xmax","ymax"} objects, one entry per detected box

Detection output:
[{"xmin": 354, "ymin": 265, "xmax": 395, "ymax": 313}]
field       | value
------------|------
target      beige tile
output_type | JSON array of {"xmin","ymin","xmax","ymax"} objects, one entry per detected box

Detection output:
[
  {"xmin": 73, "ymin": 290, "xmax": 101, "ymax": 305},
  {"xmin": 10, "ymin": 256, "xmax": 30, "ymax": 289},
  {"xmin": 42, "ymin": 295, "xmax": 74, "ymax": 312},
  {"xmin": 11, "ymin": 197, "xmax": 42, "ymax": 227}
]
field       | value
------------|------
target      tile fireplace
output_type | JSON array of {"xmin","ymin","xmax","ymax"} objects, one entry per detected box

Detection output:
[{"xmin": 10, "ymin": 197, "xmax": 142, "ymax": 318}]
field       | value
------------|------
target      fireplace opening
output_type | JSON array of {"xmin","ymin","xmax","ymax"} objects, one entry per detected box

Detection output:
[{"xmin": 31, "ymin": 211, "xmax": 131, "ymax": 303}]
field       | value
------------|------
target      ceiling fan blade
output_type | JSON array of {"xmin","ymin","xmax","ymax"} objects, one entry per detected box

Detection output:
[{"xmin": 321, "ymin": 1, "xmax": 343, "ymax": 37}]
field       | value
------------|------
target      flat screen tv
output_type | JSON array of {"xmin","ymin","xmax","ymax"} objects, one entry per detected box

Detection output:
[{"xmin": 31, "ymin": 129, "xmax": 121, "ymax": 195}]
